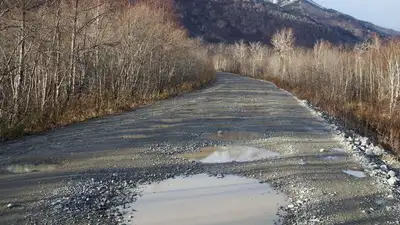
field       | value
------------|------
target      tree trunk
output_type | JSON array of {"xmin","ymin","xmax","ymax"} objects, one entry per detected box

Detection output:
[
  {"xmin": 12, "ymin": 0, "xmax": 27, "ymax": 124},
  {"xmin": 70, "ymin": 0, "xmax": 79, "ymax": 95},
  {"xmin": 53, "ymin": 0, "xmax": 61, "ymax": 110}
]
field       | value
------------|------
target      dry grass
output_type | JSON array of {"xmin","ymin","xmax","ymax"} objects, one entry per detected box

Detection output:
[
  {"xmin": 0, "ymin": 0, "xmax": 215, "ymax": 138},
  {"xmin": 210, "ymin": 33, "xmax": 400, "ymax": 157}
]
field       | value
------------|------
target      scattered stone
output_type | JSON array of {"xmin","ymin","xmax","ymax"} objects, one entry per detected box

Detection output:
[
  {"xmin": 347, "ymin": 137, "xmax": 353, "ymax": 142},
  {"xmin": 388, "ymin": 170, "xmax": 396, "ymax": 178},
  {"xmin": 360, "ymin": 138, "xmax": 371, "ymax": 146},
  {"xmin": 216, "ymin": 173, "xmax": 224, "ymax": 179},
  {"xmin": 361, "ymin": 209, "xmax": 371, "ymax": 214},
  {"xmin": 298, "ymin": 159, "xmax": 307, "ymax": 166},
  {"xmin": 371, "ymin": 164, "xmax": 379, "ymax": 169},
  {"xmin": 334, "ymin": 130, "xmax": 342, "ymax": 135},
  {"xmin": 365, "ymin": 149, "xmax": 374, "ymax": 156},
  {"xmin": 296, "ymin": 91, "xmax": 400, "ymax": 221},
  {"xmin": 387, "ymin": 177, "xmax": 398, "ymax": 186},
  {"xmin": 375, "ymin": 199, "xmax": 385, "ymax": 206},
  {"xmin": 296, "ymin": 200, "xmax": 303, "ymax": 205}
]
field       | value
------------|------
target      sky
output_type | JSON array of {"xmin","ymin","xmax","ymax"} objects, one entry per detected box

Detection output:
[{"xmin": 314, "ymin": 0, "xmax": 400, "ymax": 31}]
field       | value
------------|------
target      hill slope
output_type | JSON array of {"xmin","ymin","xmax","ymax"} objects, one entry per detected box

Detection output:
[
  {"xmin": 281, "ymin": 0, "xmax": 400, "ymax": 38},
  {"xmin": 174, "ymin": 0, "xmax": 399, "ymax": 46}
]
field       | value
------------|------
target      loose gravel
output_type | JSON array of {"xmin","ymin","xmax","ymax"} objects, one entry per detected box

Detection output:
[{"xmin": 1, "ymin": 73, "xmax": 399, "ymax": 225}]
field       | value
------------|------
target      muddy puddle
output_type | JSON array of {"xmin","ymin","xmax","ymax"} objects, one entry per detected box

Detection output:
[
  {"xmin": 4, "ymin": 163, "xmax": 57, "ymax": 174},
  {"xmin": 343, "ymin": 169, "xmax": 367, "ymax": 178},
  {"xmin": 118, "ymin": 174, "xmax": 287, "ymax": 225},
  {"xmin": 180, "ymin": 145, "xmax": 281, "ymax": 163},
  {"xmin": 206, "ymin": 131, "xmax": 263, "ymax": 141}
]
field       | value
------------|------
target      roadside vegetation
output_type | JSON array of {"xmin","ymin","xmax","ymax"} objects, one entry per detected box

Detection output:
[
  {"xmin": 0, "ymin": 0, "xmax": 215, "ymax": 138},
  {"xmin": 211, "ymin": 29, "xmax": 400, "ymax": 157}
]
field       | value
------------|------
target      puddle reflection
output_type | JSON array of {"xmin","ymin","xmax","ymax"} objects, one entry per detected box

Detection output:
[
  {"xmin": 118, "ymin": 174, "xmax": 287, "ymax": 225},
  {"xmin": 343, "ymin": 169, "xmax": 367, "ymax": 178},
  {"xmin": 180, "ymin": 146, "xmax": 281, "ymax": 163}
]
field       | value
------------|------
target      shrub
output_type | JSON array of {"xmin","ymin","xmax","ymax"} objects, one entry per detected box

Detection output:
[
  {"xmin": 0, "ymin": 0, "xmax": 215, "ymax": 138},
  {"xmin": 211, "ymin": 33, "xmax": 400, "ymax": 156}
]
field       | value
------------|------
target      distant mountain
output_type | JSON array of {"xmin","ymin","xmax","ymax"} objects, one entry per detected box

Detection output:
[
  {"xmin": 280, "ymin": 0, "xmax": 400, "ymax": 38},
  {"xmin": 174, "ymin": 0, "xmax": 400, "ymax": 47},
  {"xmin": 266, "ymin": 0, "xmax": 324, "ymax": 8}
]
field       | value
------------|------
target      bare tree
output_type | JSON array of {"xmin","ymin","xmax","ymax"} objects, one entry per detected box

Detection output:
[
  {"xmin": 212, "ymin": 34, "xmax": 400, "ymax": 155},
  {"xmin": 271, "ymin": 28, "xmax": 294, "ymax": 56},
  {"xmin": 271, "ymin": 28, "xmax": 294, "ymax": 76},
  {"xmin": 0, "ymin": 0, "xmax": 215, "ymax": 137}
]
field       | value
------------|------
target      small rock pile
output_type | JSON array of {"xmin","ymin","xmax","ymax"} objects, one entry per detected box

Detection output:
[
  {"xmin": 301, "ymin": 99, "xmax": 399, "ymax": 193},
  {"xmin": 43, "ymin": 173, "xmax": 137, "ymax": 224}
]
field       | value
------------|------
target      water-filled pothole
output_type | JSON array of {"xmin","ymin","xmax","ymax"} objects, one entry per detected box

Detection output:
[
  {"xmin": 180, "ymin": 146, "xmax": 281, "ymax": 163},
  {"xmin": 206, "ymin": 131, "xmax": 263, "ymax": 141},
  {"xmin": 5, "ymin": 164, "xmax": 57, "ymax": 174},
  {"xmin": 343, "ymin": 169, "xmax": 367, "ymax": 178},
  {"xmin": 118, "ymin": 174, "xmax": 287, "ymax": 225}
]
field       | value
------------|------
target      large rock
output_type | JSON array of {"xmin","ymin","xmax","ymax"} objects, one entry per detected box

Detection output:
[
  {"xmin": 388, "ymin": 170, "xmax": 396, "ymax": 178},
  {"xmin": 387, "ymin": 177, "xmax": 398, "ymax": 186}
]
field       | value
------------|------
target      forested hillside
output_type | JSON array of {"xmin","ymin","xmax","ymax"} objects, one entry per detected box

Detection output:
[{"xmin": 174, "ymin": 0, "xmax": 399, "ymax": 47}]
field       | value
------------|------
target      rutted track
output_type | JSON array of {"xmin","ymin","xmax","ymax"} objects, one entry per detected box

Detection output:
[{"xmin": 0, "ymin": 72, "xmax": 399, "ymax": 224}]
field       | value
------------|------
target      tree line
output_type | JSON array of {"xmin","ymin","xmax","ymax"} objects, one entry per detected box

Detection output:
[
  {"xmin": 0, "ymin": 0, "xmax": 215, "ymax": 138},
  {"xmin": 211, "ymin": 29, "xmax": 400, "ymax": 156}
]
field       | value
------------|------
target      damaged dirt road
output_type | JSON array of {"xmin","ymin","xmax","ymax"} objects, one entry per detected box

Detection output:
[{"xmin": 0, "ymin": 72, "xmax": 399, "ymax": 225}]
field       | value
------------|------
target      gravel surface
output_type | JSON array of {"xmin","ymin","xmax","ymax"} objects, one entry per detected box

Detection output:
[{"xmin": 0, "ymin": 72, "xmax": 399, "ymax": 225}]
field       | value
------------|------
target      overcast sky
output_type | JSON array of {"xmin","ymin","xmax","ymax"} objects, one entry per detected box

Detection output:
[{"xmin": 314, "ymin": 0, "xmax": 400, "ymax": 31}]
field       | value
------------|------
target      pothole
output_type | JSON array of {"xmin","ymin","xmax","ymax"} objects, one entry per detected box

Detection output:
[
  {"xmin": 117, "ymin": 174, "xmax": 287, "ymax": 225},
  {"xmin": 179, "ymin": 145, "xmax": 281, "ymax": 163},
  {"xmin": 206, "ymin": 131, "xmax": 263, "ymax": 141},
  {"xmin": 4, "ymin": 164, "xmax": 57, "ymax": 174},
  {"xmin": 343, "ymin": 169, "xmax": 367, "ymax": 178}
]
